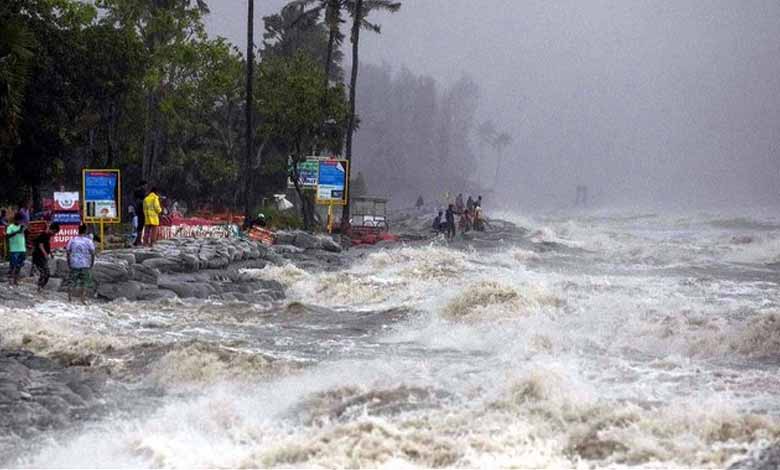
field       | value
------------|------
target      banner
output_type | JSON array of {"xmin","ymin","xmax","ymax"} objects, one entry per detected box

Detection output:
[
  {"xmin": 316, "ymin": 160, "xmax": 349, "ymax": 205},
  {"xmin": 83, "ymin": 169, "xmax": 121, "ymax": 223},
  {"xmin": 53, "ymin": 192, "xmax": 80, "ymax": 211},
  {"xmin": 51, "ymin": 224, "xmax": 80, "ymax": 250}
]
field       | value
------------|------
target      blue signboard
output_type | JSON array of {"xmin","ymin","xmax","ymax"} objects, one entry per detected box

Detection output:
[
  {"xmin": 316, "ymin": 160, "xmax": 348, "ymax": 204},
  {"xmin": 85, "ymin": 173, "xmax": 117, "ymax": 200},
  {"xmin": 83, "ymin": 169, "xmax": 121, "ymax": 222}
]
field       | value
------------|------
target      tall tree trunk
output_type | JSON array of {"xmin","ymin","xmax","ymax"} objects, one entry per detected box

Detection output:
[
  {"xmin": 142, "ymin": 91, "xmax": 159, "ymax": 181},
  {"xmin": 341, "ymin": 0, "xmax": 363, "ymax": 232},
  {"xmin": 323, "ymin": 0, "xmax": 339, "ymax": 86},
  {"xmin": 244, "ymin": 0, "xmax": 255, "ymax": 218}
]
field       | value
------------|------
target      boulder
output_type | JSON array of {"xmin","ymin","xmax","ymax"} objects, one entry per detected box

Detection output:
[
  {"xmin": 141, "ymin": 257, "xmax": 183, "ymax": 274},
  {"xmin": 176, "ymin": 253, "xmax": 200, "ymax": 272},
  {"xmin": 133, "ymin": 251, "xmax": 163, "ymax": 263},
  {"xmin": 272, "ymin": 244, "xmax": 304, "ymax": 255},
  {"xmin": 130, "ymin": 264, "xmax": 160, "ymax": 286},
  {"xmin": 92, "ymin": 262, "xmax": 130, "ymax": 284},
  {"xmin": 96, "ymin": 281, "xmax": 143, "ymax": 301},
  {"xmin": 158, "ymin": 281, "xmax": 217, "ymax": 299},
  {"xmin": 293, "ymin": 232, "xmax": 321, "ymax": 250},
  {"xmin": 274, "ymin": 231, "xmax": 296, "ymax": 245},
  {"xmin": 318, "ymin": 236, "xmax": 342, "ymax": 253},
  {"xmin": 136, "ymin": 288, "xmax": 178, "ymax": 301},
  {"xmin": 110, "ymin": 253, "xmax": 136, "ymax": 265}
]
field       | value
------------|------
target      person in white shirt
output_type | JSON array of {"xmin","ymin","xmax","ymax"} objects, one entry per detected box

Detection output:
[{"xmin": 65, "ymin": 224, "xmax": 96, "ymax": 304}]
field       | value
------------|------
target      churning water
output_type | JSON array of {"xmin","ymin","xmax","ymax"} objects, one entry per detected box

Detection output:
[{"xmin": 3, "ymin": 209, "xmax": 780, "ymax": 468}]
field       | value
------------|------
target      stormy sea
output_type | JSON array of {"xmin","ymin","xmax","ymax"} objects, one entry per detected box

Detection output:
[{"xmin": 2, "ymin": 209, "xmax": 780, "ymax": 468}]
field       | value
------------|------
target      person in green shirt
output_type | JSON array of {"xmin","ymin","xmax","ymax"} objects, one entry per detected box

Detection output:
[{"xmin": 6, "ymin": 212, "xmax": 27, "ymax": 286}]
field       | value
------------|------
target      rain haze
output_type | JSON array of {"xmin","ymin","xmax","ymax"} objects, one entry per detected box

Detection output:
[
  {"xmin": 208, "ymin": 0, "xmax": 780, "ymax": 210},
  {"xmin": 6, "ymin": 0, "xmax": 780, "ymax": 467}
]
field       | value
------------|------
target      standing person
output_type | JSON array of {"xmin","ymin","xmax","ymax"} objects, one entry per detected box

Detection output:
[
  {"xmin": 17, "ymin": 202, "xmax": 30, "ymax": 225},
  {"xmin": 65, "ymin": 224, "xmax": 95, "ymax": 304},
  {"xmin": 143, "ymin": 186, "xmax": 162, "ymax": 247},
  {"xmin": 466, "ymin": 196, "xmax": 474, "ymax": 212},
  {"xmin": 132, "ymin": 180, "xmax": 147, "ymax": 246},
  {"xmin": 476, "ymin": 195, "xmax": 483, "ymax": 208},
  {"xmin": 445, "ymin": 204, "xmax": 456, "ymax": 240},
  {"xmin": 33, "ymin": 223, "xmax": 59, "ymax": 291},
  {"xmin": 6, "ymin": 213, "xmax": 26, "ymax": 286},
  {"xmin": 0, "ymin": 209, "xmax": 8, "ymax": 225},
  {"xmin": 128, "ymin": 205, "xmax": 139, "ymax": 244},
  {"xmin": 432, "ymin": 211, "xmax": 443, "ymax": 233},
  {"xmin": 455, "ymin": 193, "xmax": 465, "ymax": 214},
  {"xmin": 415, "ymin": 195, "xmax": 424, "ymax": 211}
]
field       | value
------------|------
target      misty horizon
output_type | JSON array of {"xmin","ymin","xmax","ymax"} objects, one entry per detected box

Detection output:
[{"xmin": 205, "ymin": 0, "xmax": 780, "ymax": 210}]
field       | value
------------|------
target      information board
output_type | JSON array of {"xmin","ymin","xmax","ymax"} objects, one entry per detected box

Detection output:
[
  {"xmin": 316, "ymin": 160, "xmax": 349, "ymax": 205},
  {"xmin": 287, "ymin": 158, "xmax": 319, "ymax": 188},
  {"xmin": 82, "ymin": 169, "xmax": 121, "ymax": 223}
]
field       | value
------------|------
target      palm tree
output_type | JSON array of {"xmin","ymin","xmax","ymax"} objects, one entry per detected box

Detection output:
[
  {"xmin": 492, "ymin": 132, "xmax": 512, "ymax": 187},
  {"xmin": 0, "ymin": 21, "xmax": 34, "ymax": 150},
  {"xmin": 341, "ymin": 0, "xmax": 400, "ymax": 229},
  {"xmin": 288, "ymin": 0, "xmax": 346, "ymax": 87}
]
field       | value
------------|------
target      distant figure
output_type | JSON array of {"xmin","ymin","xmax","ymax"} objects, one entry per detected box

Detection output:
[
  {"xmin": 416, "ymin": 195, "xmax": 424, "ymax": 210},
  {"xmin": 575, "ymin": 185, "xmax": 589, "ymax": 206},
  {"xmin": 445, "ymin": 204, "xmax": 456, "ymax": 240},
  {"xmin": 476, "ymin": 195, "xmax": 483, "ymax": 208},
  {"xmin": 432, "ymin": 211, "xmax": 443, "ymax": 233},
  {"xmin": 0, "ymin": 209, "xmax": 7, "ymax": 226},
  {"xmin": 132, "ymin": 180, "xmax": 148, "ymax": 246},
  {"xmin": 6, "ymin": 213, "xmax": 27, "ymax": 286},
  {"xmin": 66, "ymin": 224, "xmax": 96, "ymax": 304},
  {"xmin": 459, "ymin": 209, "xmax": 473, "ymax": 232},
  {"xmin": 466, "ymin": 196, "xmax": 475, "ymax": 212},
  {"xmin": 455, "ymin": 193, "xmax": 465, "ymax": 214},
  {"xmin": 128, "ymin": 205, "xmax": 139, "ymax": 243},
  {"xmin": 143, "ymin": 187, "xmax": 163, "ymax": 247},
  {"xmin": 16, "ymin": 202, "xmax": 30, "ymax": 225},
  {"xmin": 473, "ymin": 205, "xmax": 485, "ymax": 232},
  {"xmin": 33, "ymin": 223, "xmax": 60, "ymax": 291}
]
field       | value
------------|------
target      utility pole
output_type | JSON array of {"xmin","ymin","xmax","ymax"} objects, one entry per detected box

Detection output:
[{"xmin": 244, "ymin": 0, "xmax": 255, "ymax": 218}]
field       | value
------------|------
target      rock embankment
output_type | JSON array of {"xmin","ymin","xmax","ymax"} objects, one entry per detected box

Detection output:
[
  {"xmin": 1, "ymin": 232, "xmax": 346, "ymax": 303},
  {"xmin": 0, "ymin": 350, "xmax": 107, "ymax": 464}
]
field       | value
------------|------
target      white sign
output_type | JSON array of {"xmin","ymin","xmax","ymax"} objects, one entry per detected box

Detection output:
[{"xmin": 53, "ymin": 192, "xmax": 80, "ymax": 211}]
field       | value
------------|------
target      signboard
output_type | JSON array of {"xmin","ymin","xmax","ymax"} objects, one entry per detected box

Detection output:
[
  {"xmin": 51, "ymin": 225, "xmax": 80, "ymax": 250},
  {"xmin": 52, "ymin": 212, "xmax": 82, "ymax": 225},
  {"xmin": 83, "ymin": 169, "xmax": 121, "ymax": 223},
  {"xmin": 316, "ymin": 160, "xmax": 349, "ymax": 205},
  {"xmin": 287, "ymin": 158, "xmax": 319, "ymax": 188},
  {"xmin": 53, "ymin": 192, "xmax": 79, "ymax": 211}
]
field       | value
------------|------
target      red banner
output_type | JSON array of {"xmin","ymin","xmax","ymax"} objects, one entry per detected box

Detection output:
[{"xmin": 51, "ymin": 225, "xmax": 80, "ymax": 250}]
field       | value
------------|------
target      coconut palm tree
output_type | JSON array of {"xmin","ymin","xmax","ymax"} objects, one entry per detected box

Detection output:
[
  {"xmin": 288, "ymin": 0, "xmax": 346, "ymax": 87},
  {"xmin": 341, "ymin": 0, "xmax": 400, "ymax": 229}
]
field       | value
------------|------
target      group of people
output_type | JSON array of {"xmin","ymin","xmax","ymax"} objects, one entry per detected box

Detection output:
[
  {"xmin": 4, "ymin": 210, "xmax": 96, "ymax": 303},
  {"xmin": 432, "ymin": 193, "xmax": 486, "ymax": 240},
  {"xmin": 129, "ymin": 181, "xmax": 163, "ymax": 248}
]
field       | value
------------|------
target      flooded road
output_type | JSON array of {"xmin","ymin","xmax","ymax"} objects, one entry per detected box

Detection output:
[{"xmin": 3, "ymin": 210, "xmax": 780, "ymax": 468}]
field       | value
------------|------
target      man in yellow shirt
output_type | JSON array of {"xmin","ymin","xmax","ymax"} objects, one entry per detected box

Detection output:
[{"xmin": 142, "ymin": 187, "xmax": 162, "ymax": 247}]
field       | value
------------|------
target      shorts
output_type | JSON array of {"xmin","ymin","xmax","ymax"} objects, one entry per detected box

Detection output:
[
  {"xmin": 68, "ymin": 268, "xmax": 94, "ymax": 289},
  {"xmin": 9, "ymin": 252, "xmax": 25, "ymax": 271}
]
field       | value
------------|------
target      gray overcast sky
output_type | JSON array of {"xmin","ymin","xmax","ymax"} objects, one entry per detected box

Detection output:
[{"xmin": 206, "ymin": 1, "xmax": 780, "ymax": 209}]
